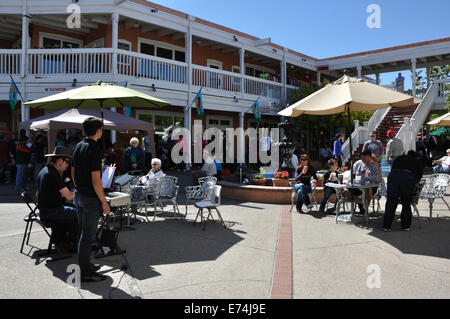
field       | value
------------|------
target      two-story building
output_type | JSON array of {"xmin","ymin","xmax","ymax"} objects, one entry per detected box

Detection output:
[{"xmin": 0, "ymin": 0, "xmax": 449, "ymax": 158}]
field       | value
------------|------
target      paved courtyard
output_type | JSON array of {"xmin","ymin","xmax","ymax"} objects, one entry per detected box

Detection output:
[{"xmin": 0, "ymin": 173, "xmax": 449, "ymax": 299}]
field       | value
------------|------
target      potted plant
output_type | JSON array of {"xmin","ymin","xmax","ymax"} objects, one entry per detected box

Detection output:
[
  {"xmin": 273, "ymin": 171, "xmax": 290, "ymax": 187},
  {"xmin": 252, "ymin": 174, "xmax": 267, "ymax": 186},
  {"xmin": 316, "ymin": 174, "xmax": 324, "ymax": 187}
]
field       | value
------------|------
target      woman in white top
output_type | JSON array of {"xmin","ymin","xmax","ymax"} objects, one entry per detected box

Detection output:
[
  {"xmin": 432, "ymin": 149, "xmax": 450, "ymax": 174},
  {"xmin": 139, "ymin": 158, "xmax": 165, "ymax": 186}
]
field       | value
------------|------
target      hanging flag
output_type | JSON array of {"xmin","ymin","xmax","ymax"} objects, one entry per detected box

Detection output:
[
  {"xmin": 117, "ymin": 81, "xmax": 132, "ymax": 117},
  {"xmin": 9, "ymin": 77, "xmax": 20, "ymax": 111},
  {"xmin": 251, "ymin": 99, "xmax": 261, "ymax": 122},
  {"xmin": 193, "ymin": 88, "xmax": 204, "ymax": 117}
]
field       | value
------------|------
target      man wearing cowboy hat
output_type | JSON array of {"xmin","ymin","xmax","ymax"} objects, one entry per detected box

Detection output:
[{"xmin": 36, "ymin": 146, "xmax": 78, "ymax": 254}]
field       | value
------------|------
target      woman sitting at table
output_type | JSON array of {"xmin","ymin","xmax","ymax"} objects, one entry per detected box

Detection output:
[
  {"xmin": 318, "ymin": 158, "xmax": 339, "ymax": 215},
  {"xmin": 294, "ymin": 154, "xmax": 318, "ymax": 213}
]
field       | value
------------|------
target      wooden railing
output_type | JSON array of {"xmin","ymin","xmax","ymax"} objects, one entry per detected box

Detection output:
[{"xmin": 0, "ymin": 50, "xmax": 21, "ymax": 74}]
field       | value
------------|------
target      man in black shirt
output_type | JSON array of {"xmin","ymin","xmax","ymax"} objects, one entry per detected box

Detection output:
[
  {"xmin": 72, "ymin": 117, "xmax": 110, "ymax": 282},
  {"xmin": 36, "ymin": 146, "xmax": 77, "ymax": 253},
  {"xmin": 383, "ymin": 150, "xmax": 423, "ymax": 231}
]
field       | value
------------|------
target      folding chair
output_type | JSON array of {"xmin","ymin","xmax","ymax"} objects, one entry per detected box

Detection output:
[{"xmin": 193, "ymin": 185, "xmax": 225, "ymax": 230}]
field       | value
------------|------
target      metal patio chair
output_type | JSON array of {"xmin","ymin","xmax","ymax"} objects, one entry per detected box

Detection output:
[
  {"xmin": 153, "ymin": 176, "xmax": 181, "ymax": 220},
  {"xmin": 185, "ymin": 176, "xmax": 217, "ymax": 217},
  {"xmin": 193, "ymin": 185, "xmax": 225, "ymax": 230},
  {"xmin": 420, "ymin": 174, "xmax": 450, "ymax": 220}
]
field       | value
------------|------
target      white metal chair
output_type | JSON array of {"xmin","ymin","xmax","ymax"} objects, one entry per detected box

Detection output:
[
  {"xmin": 193, "ymin": 185, "xmax": 225, "ymax": 230},
  {"xmin": 420, "ymin": 174, "xmax": 450, "ymax": 220},
  {"xmin": 153, "ymin": 176, "xmax": 181, "ymax": 220},
  {"xmin": 184, "ymin": 176, "xmax": 217, "ymax": 217}
]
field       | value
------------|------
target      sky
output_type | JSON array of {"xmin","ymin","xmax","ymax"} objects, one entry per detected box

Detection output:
[{"xmin": 150, "ymin": 0, "xmax": 450, "ymax": 90}]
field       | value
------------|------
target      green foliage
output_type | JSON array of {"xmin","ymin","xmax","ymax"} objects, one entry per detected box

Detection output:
[{"xmin": 430, "ymin": 65, "xmax": 450, "ymax": 111}]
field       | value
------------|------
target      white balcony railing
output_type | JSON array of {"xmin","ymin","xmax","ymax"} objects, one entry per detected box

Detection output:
[
  {"xmin": 28, "ymin": 48, "xmax": 114, "ymax": 75},
  {"xmin": 116, "ymin": 49, "xmax": 187, "ymax": 84},
  {"xmin": 192, "ymin": 65, "xmax": 241, "ymax": 92},
  {"xmin": 244, "ymin": 75, "xmax": 282, "ymax": 99},
  {"xmin": 0, "ymin": 48, "xmax": 293, "ymax": 106},
  {"xmin": 0, "ymin": 49, "xmax": 21, "ymax": 75}
]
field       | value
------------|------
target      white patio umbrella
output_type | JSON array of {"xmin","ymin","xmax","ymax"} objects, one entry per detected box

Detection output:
[
  {"xmin": 427, "ymin": 112, "xmax": 450, "ymax": 127},
  {"xmin": 279, "ymin": 75, "xmax": 422, "ymax": 183}
]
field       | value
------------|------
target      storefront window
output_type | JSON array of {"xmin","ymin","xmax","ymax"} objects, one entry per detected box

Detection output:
[{"xmin": 155, "ymin": 115, "xmax": 173, "ymax": 131}]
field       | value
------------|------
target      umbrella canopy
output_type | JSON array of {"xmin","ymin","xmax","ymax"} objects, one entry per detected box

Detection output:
[
  {"xmin": 429, "ymin": 126, "xmax": 450, "ymax": 136},
  {"xmin": 427, "ymin": 112, "xmax": 450, "ymax": 127},
  {"xmin": 24, "ymin": 81, "xmax": 170, "ymax": 109},
  {"xmin": 278, "ymin": 75, "xmax": 421, "ymax": 183},
  {"xmin": 20, "ymin": 108, "xmax": 156, "ymax": 158},
  {"xmin": 279, "ymin": 75, "xmax": 421, "ymax": 117}
]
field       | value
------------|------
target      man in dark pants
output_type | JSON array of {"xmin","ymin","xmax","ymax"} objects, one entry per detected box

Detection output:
[
  {"xmin": 36, "ymin": 146, "xmax": 78, "ymax": 253},
  {"xmin": 383, "ymin": 150, "xmax": 423, "ymax": 232},
  {"xmin": 72, "ymin": 117, "xmax": 111, "ymax": 282}
]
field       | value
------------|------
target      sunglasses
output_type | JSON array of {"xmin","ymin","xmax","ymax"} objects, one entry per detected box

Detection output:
[
  {"xmin": 62, "ymin": 158, "xmax": 70, "ymax": 164},
  {"xmin": 300, "ymin": 159, "xmax": 308, "ymax": 161}
]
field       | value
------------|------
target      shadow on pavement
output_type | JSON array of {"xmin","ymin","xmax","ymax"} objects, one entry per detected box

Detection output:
[
  {"xmin": 367, "ymin": 216, "xmax": 450, "ymax": 260},
  {"xmin": 117, "ymin": 217, "xmax": 245, "ymax": 281}
]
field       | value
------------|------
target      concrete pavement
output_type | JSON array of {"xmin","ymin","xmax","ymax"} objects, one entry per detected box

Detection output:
[{"xmin": 0, "ymin": 173, "xmax": 449, "ymax": 299}]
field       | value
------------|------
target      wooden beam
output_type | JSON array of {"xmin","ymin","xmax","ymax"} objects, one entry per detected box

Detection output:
[
  {"xmin": 210, "ymin": 44, "xmax": 226, "ymax": 50},
  {"xmin": 171, "ymin": 32, "xmax": 185, "ymax": 41},
  {"xmin": 31, "ymin": 18, "xmax": 90, "ymax": 34},
  {"xmin": 157, "ymin": 28, "xmax": 174, "ymax": 37},
  {"xmin": 90, "ymin": 16, "xmax": 109, "ymax": 25},
  {"xmin": 0, "ymin": 33, "xmax": 18, "ymax": 40},
  {"xmin": 141, "ymin": 24, "xmax": 158, "ymax": 33}
]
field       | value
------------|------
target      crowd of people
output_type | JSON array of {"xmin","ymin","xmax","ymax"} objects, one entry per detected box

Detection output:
[{"xmin": 291, "ymin": 129, "xmax": 449, "ymax": 232}]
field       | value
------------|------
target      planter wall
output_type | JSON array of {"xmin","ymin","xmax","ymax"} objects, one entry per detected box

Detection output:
[{"xmin": 218, "ymin": 181, "xmax": 337, "ymax": 204}]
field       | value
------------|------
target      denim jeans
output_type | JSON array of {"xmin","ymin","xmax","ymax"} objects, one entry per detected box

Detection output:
[
  {"xmin": 433, "ymin": 165, "xmax": 450, "ymax": 174},
  {"xmin": 389, "ymin": 156, "xmax": 398, "ymax": 169},
  {"xmin": 383, "ymin": 170, "xmax": 415, "ymax": 229},
  {"xmin": 294, "ymin": 183, "xmax": 311, "ymax": 205},
  {"xmin": 40, "ymin": 206, "xmax": 79, "ymax": 245},
  {"xmin": 74, "ymin": 192, "xmax": 102, "ymax": 275},
  {"xmin": 319, "ymin": 187, "xmax": 336, "ymax": 212},
  {"xmin": 15, "ymin": 164, "xmax": 28, "ymax": 191},
  {"xmin": 33, "ymin": 162, "xmax": 45, "ymax": 189}
]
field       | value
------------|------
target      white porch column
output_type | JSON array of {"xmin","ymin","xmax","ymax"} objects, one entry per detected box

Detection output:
[
  {"xmin": 410, "ymin": 118, "xmax": 416, "ymax": 151},
  {"xmin": 21, "ymin": 1, "xmax": 30, "ymax": 123},
  {"xmin": 411, "ymin": 58, "xmax": 417, "ymax": 96},
  {"xmin": 239, "ymin": 112, "xmax": 245, "ymax": 163},
  {"xmin": 316, "ymin": 71, "xmax": 321, "ymax": 87},
  {"xmin": 184, "ymin": 15, "xmax": 194, "ymax": 169},
  {"xmin": 376, "ymin": 72, "xmax": 380, "ymax": 85},
  {"xmin": 281, "ymin": 47, "xmax": 287, "ymax": 101},
  {"xmin": 426, "ymin": 66, "xmax": 431, "ymax": 89},
  {"xmin": 239, "ymin": 47, "xmax": 245, "ymax": 94},
  {"xmin": 403, "ymin": 117, "xmax": 410, "ymax": 152},
  {"xmin": 110, "ymin": 12, "xmax": 119, "ymax": 144},
  {"xmin": 356, "ymin": 65, "xmax": 362, "ymax": 78},
  {"xmin": 111, "ymin": 12, "xmax": 119, "ymax": 78}
]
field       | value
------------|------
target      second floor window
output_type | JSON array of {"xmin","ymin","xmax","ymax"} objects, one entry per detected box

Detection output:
[{"xmin": 139, "ymin": 41, "xmax": 185, "ymax": 62}]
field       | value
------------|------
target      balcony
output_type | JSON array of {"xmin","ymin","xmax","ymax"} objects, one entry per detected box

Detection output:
[{"xmin": 1, "ymin": 48, "xmax": 299, "ymax": 113}]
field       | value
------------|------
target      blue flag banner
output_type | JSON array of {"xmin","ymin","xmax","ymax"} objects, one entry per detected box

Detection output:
[
  {"xmin": 251, "ymin": 99, "xmax": 261, "ymax": 122},
  {"xmin": 193, "ymin": 88, "xmax": 204, "ymax": 117},
  {"xmin": 9, "ymin": 78, "xmax": 19, "ymax": 111}
]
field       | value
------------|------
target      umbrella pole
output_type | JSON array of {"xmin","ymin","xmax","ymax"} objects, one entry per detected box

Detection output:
[{"xmin": 347, "ymin": 104, "xmax": 353, "ymax": 184}]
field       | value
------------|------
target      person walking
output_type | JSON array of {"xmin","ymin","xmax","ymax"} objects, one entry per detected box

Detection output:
[
  {"xmin": 383, "ymin": 150, "xmax": 423, "ymax": 231},
  {"xmin": 0, "ymin": 133, "xmax": 10, "ymax": 184},
  {"xmin": 362, "ymin": 132, "xmax": 384, "ymax": 161},
  {"xmin": 386, "ymin": 129, "xmax": 404, "ymax": 168},
  {"xmin": 31, "ymin": 134, "xmax": 47, "ymax": 189},
  {"xmin": 333, "ymin": 134, "xmax": 343, "ymax": 167},
  {"xmin": 72, "ymin": 117, "xmax": 110, "ymax": 282},
  {"xmin": 15, "ymin": 135, "xmax": 31, "ymax": 192}
]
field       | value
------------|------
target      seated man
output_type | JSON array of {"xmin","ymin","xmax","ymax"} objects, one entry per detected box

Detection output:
[
  {"xmin": 139, "ymin": 158, "xmax": 165, "ymax": 187},
  {"xmin": 345, "ymin": 150, "xmax": 382, "ymax": 215},
  {"xmin": 432, "ymin": 148, "xmax": 450, "ymax": 174},
  {"xmin": 191, "ymin": 150, "xmax": 217, "ymax": 185},
  {"xmin": 36, "ymin": 146, "xmax": 78, "ymax": 253}
]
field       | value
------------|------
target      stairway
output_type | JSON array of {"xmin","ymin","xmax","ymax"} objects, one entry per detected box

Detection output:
[
  {"xmin": 348, "ymin": 105, "xmax": 418, "ymax": 163},
  {"xmin": 375, "ymin": 105, "xmax": 418, "ymax": 148}
]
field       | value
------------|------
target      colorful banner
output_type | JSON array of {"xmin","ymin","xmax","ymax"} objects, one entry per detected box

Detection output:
[
  {"xmin": 193, "ymin": 88, "xmax": 204, "ymax": 117},
  {"xmin": 251, "ymin": 99, "xmax": 261, "ymax": 122},
  {"xmin": 9, "ymin": 77, "xmax": 19, "ymax": 111}
]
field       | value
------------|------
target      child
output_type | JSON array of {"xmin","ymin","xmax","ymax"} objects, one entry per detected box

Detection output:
[{"xmin": 318, "ymin": 158, "xmax": 339, "ymax": 215}]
